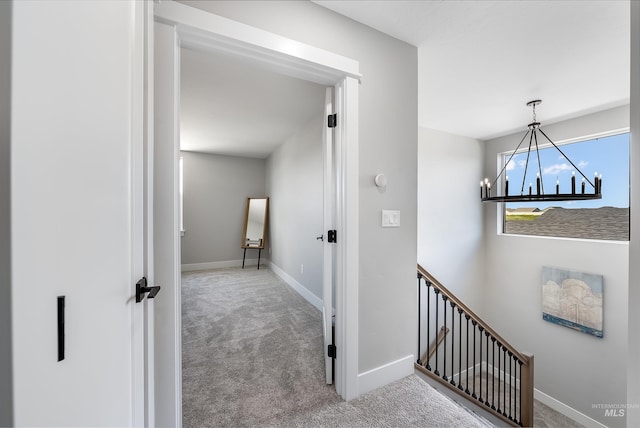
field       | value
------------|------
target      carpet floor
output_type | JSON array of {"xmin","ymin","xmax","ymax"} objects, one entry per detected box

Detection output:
[{"xmin": 181, "ymin": 267, "xmax": 492, "ymax": 427}]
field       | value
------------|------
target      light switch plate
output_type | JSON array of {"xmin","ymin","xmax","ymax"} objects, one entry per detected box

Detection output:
[{"xmin": 382, "ymin": 210, "xmax": 400, "ymax": 228}]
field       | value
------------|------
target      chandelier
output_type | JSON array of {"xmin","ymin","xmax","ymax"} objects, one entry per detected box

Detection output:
[{"xmin": 480, "ymin": 100, "xmax": 602, "ymax": 203}]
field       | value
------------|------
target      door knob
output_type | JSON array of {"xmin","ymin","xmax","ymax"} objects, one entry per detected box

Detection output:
[{"xmin": 136, "ymin": 277, "xmax": 161, "ymax": 303}]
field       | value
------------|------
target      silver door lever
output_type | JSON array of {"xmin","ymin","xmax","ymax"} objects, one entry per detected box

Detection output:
[{"xmin": 316, "ymin": 235, "xmax": 324, "ymax": 242}]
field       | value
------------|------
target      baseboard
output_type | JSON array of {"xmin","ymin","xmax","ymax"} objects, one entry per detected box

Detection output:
[
  {"xmin": 269, "ymin": 262, "xmax": 323, "ymax": 312},
  {"xmin": 181, "ymin": 258, "xmax": 266, "ymax": 272},
  {"xmin": 534, "ymin": 389, "xmax": 607, "ymax": 428},
  {"xmin": 357, "ymin": 354, "xmax": 415, "ymax": 396}
]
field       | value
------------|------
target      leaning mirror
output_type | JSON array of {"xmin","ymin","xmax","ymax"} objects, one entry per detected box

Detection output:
[{"xmin": 241, "ymin": 197, "xmax": 269, "ymax": 269}]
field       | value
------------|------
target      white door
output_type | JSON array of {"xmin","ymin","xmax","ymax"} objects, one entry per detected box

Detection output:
[
  {"xmin": 10, "ymin": 1, "xmax": 146, "ymax": 426},
  {"xmin": 322, "ymin": 87, "xmax": 336, "ymax": 384}
]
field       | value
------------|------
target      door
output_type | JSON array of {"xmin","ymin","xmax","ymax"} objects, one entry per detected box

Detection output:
[
  {"xmin": 323, "ymin": 87, "xmax": 336, "ymax": 384},
  {"xmin": 10, "ymin": 1, "xmax": 146, "ymax": 426}
]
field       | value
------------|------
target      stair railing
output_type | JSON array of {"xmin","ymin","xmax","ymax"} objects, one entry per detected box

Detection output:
[{"xmin": 416, "ymin": 264, "xmax": 534, "ymax": 427}]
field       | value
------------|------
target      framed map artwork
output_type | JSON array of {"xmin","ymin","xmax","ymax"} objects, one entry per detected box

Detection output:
[{"xmin": 542, "ymin": 266, "xmax": 603, "ymax": 338}]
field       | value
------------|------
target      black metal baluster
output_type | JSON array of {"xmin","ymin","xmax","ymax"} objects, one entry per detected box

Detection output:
[
  {"xmin": 442, "ymin": 295, "xmax": 448, "ymax": 381},
  {"xmin": 509, "ymin": 351, "xmax": 515, "ymax": 420},
  {"xmin": 485, "ymin": 331, "xmax": 490, "ymax": 406},
  {"xmin": 496, "ymin": 342, "xmax": 502, "ymax": 414},
  {"xmin": 425, "ymin": 282, "xmax": 431, "ymax": 370},
  {"xmin": 450, "ymin": 300, "xmax": 456, "ymax": 386},
  {"xmin": 491, "ymin": 337, "xmax": 496, "ymax": 410},
  {"xmin": 502, "ymin": 346, "xmax": 507, "ymax": 416},
  {"xmin": 478, "ymin": 325, "xmax": 483, "ymax": 403},
  {"xmin": 457, "ymin": 308, "xmax": 463, "ymax": 389},
  {"xmin": 473, "ymin": 322, "xmax": 479, "ymax": 399},
  {"xmin": 434, "ymin": 289, "xmax": 440, "ymax": 376},
  {"xmin": 417, "ymin": 273, "xmax": 422, "ymax": 366},
  {"xmin": 465, "ymin": 314, "xmax": 470, "ymax": 394},
  {"xmin": 518, "ymin": 359, "xmax": 523, "ymax": 425}
]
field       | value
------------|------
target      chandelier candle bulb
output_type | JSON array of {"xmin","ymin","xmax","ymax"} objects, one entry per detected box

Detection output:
[
  {"xmin": 599, "ymin": 174, "xmax": 603, "ymax": 194},
  {"xmin": 536, "ymin": 173, "xmax": 541, "ymax": 195},
  {"xmin": 571, "ymin": 171, "xmax": 576, "ymax": 194},
  {"xmin": 581, "ymin": 178, "xmax": 585, "ymax": 194},
  {"xmin": 529, "ymin": 183, "xmax": 532, "ymax": 196},
  {"xmin": 556, "ymin": 179, "xmax": 560, "ymax": 195},
  {"xmin": 480, "ymin": 181, "xmax": 484, "ymax": 198},
  {"xmin": 505, "ymin": 176, "xmax": 509, "ymax": 196}
]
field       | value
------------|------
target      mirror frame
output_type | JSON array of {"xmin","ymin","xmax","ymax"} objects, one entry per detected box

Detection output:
[{"xmin": 241, "ymin": 197, "xmax": 269, "ymax": 250}]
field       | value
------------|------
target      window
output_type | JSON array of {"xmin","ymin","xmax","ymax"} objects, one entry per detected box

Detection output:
[{"xmin": 502, "ymin": 132, "xmax": 629, "ymax": 241}]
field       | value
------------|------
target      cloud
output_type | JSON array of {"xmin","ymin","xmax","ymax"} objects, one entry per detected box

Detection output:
[
  {"xmin": 543, "ymin": 163, "xmax": 572, "ymax": 175},
  {"xmin": 506, "ymin": 159, "xmax": 527, "ymax": 171},
  {"xmin": 543, "ymin": 160, "xmax": 589, "ymax": 176}
]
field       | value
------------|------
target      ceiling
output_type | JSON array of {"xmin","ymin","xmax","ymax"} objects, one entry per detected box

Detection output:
[
  {"xmin": 316, "ymin": 0, "xmax": 630, "ymax": 140},
  {"xmin": 180, "ymin": 48, "xmax": 325, "ymax": 158},
  {"xmin": 180, "ymin": 0, "xmax": 630, "ymax": 157}
]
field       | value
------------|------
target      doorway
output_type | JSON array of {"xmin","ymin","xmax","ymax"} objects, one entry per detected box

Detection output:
[
  {"xmin": 178, "ymin": 46, "xmax": 332, "ymax": 424},
  {"xmin": 152, "ymin": 3, "xmax": 360, "ymax": 425}
]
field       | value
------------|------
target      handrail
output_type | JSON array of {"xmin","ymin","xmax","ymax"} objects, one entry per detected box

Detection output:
[
  {"xmin": 416, "ymin": 263, "xmax": 534, "ymax": 427},
  {"xmin": 418, "ymin": 264, "xmax": 528, "ymax": 363}
]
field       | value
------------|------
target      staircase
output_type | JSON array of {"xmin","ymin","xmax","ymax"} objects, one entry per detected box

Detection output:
[{"xmin": 416, "ymin": 264, "xmax": 534, "ymax": 427}]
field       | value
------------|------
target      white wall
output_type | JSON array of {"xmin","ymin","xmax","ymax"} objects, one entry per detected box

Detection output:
[
  {"xmin": 628, "ymin": 2, "xmax": 640, "ymax": 426},
  {"xmin": 180, "ymin": 151, "xmax": 266, "ymax": 265},
  {"xmin": 417, "ymin": 127, "xmax": 484, "ymax": 310},
  {"xmin": 483, "ymin": 106, "xmax": 630, "ymax": 428},
  {"xmin": 0, "ymin": 1, "xmax": 12, "ymax": 425},
  {"xmin": 180, "ymin": 0, "xmax": 418, "ymax": 376},
  {"xmin": 266, "ymin": 116, "xmax": 324, "ymax": 300}
]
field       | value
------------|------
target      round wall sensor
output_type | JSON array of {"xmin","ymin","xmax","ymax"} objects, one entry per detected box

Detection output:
[{"xmin": 374, "ymin": 173, "xmax": 387, "ymax": 187}]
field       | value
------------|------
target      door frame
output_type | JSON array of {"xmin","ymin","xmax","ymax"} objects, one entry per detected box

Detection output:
[{"xmin": 151, "ymin": 1, "xmax": 361, "ymax": 425}]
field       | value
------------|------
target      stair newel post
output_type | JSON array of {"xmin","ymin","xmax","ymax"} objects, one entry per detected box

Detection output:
[
  {"xmin": 465, "ymin": 314, "xmax": 471, "ymax": 394},
  {"xmin": 450, "ymin": 300, "xmax": 456, "ymax": 386},
  {"xmin": 433, "ymin": 288, "xmax": 440, "ymax": 377},
  {"xmin": 442, "ymin": 294, "xmax": 448, "ymax": 381},
  {"xmin": 417, "ymin": 273, "xmax": 422, "ymax": 366},
  {"xmin": 521, "ymin": 353, "xmax": 534, "ymax": 428}
]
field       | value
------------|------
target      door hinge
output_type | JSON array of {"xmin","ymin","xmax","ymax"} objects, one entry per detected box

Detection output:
[
  {"xmin": 328, "ymin": 113, "xmax": 337, "ymax": 128},
  {"xmin": 327, "ymin": 230, "xmax": 337, "ymax": 243},
  {"xmin": 328, "ymin": 344, "xmax": 336, "ymax": 358}
]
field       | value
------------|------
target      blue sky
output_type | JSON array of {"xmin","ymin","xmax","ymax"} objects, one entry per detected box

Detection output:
[{"xmin": 503, "ymin": 132, "xmax": 629, "ymax": 209}]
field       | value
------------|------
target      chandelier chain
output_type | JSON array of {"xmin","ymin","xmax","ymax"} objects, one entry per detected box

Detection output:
[{"xmin": 532, "ymin": 102, "xmax": 537, "ymax": 122}]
